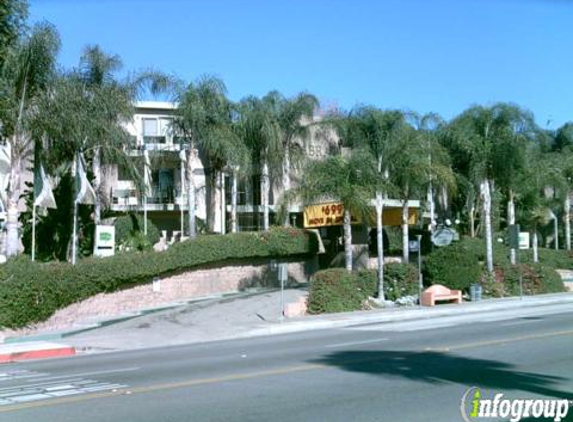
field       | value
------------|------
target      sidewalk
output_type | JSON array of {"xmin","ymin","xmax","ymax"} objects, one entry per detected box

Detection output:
[{"xmin": 2, "ymin": 290, "xmax": 573, "ymax": 361}]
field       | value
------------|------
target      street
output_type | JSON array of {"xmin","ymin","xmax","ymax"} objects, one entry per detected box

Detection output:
[{"xmin": 1, "ymin": 304, "xmax": 572, "ymax": 422}]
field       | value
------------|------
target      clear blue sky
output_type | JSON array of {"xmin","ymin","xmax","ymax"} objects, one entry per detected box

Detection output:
[{"xmin": 29, "ymin": 0, "xmax": 573, "ymax": 129}]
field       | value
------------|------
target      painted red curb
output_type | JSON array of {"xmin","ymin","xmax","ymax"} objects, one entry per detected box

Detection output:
[{"xmin": 0, "ymin": 346, "xmax": 76, "ymax": 364}]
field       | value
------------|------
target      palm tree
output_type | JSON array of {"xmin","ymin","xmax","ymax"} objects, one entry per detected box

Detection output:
[
  {"xmin": 76, "ymin": 45, "xmax": 124, "ymax": 224},
  {"xmin": 0, "ymin": 0, "xmax": 28, "ymax": 70},
  {"xmin": 335, "ymin": 106, "xmax": 405, "ymax": 298},
  {"xmin": 236, "ymin": 94, "xmax": 281, "ymax": 231},
  {"xmin": 0, "ymin": 22, "xmax": 60, "ymax": 256},
  {"xmin": 274, "ymin": 91, "xmax": 318, "ymax": 225},
  {"xmin": 389, "ymin": 122, "xmax": 455, "ymax": 264},
  {"xmin": 450, "ymin": 103, "xmax": 534, "ymax": 273},
  {"xmin": 175, "ymin": 75, "xmax": 236, "ymax": 235},
  {"xmin": 288, "ymin": 149, "xmax": 377, "ymax": 271}
]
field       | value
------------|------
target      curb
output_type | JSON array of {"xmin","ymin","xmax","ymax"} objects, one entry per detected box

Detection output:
[
  {"xmin": 0, "ymin": 341, "xmax": 76, "ymax": 364},
  {"xmin": 252, "ymin": 293, "xmax": 573, "ymax": 337}
]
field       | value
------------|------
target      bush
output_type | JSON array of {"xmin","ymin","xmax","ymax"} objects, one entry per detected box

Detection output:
[
  {"xmin": 423, "ymin": 241, "xmax": 483, "ymax": 292},
  {"xmin": 307, "ymin": 263, "xmax": 418, "ymax": 314},
  {"xmin": 0, "ymin": 227, "xmax": 318, "ymax": 329},
  {"xmin": 114, "ymin": 214, "xmax": 160, "ymax": 251},
  {"xmin": 483, "ymin": 264, "xmax": 566, "ymax": 298}
]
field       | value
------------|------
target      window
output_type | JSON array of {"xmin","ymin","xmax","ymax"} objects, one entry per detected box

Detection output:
[{"xmin": 142, "ymin": 118, "xmax": 166, "ymax": 144}]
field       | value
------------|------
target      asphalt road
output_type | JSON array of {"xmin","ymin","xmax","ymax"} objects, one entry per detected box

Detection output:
[{"xmin": 1, "ymin": 304, "xmax": 572, "ymax": 422}]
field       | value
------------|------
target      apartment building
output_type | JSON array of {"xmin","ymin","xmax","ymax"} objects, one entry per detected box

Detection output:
[{"xmin": 102, "ymin": 101, "xmax": 345, "ymax": 237}]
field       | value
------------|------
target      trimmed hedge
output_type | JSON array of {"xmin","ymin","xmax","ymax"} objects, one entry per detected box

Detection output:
[
  {"xmin": 423, "ymin": 241, "xmax": 483, "ymax": 292},
  {"xmin": 483, "ymin": 264, "xmax": 566, "ymax": 298},
  {"xmin": 307, "ymin": 264, "xmax": 418, "ymax": 314},
  {"xmin": 0, "ymin": 227, "xmax": 318, "ymax": 329}
]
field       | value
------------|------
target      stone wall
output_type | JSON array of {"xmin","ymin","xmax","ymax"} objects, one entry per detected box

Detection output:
[{"xmin": 157, "ymin": 256, "xmax": 319, "ymax": 298}]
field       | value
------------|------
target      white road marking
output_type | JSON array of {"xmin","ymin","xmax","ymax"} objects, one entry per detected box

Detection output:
[
  {"xmin": 500, "ymin": 320, "xmax": 541, "ymax": 327},
  {"xmin": 0, "ymin": 368, "xmax": 135, "ymax": 407},
  {"xmin": 25, "ymin": 366, "xmax": 140, "ymax": 383},
  {"xmin": 325, "ymin": 338, "xmax": 389, "ymax": 348}
]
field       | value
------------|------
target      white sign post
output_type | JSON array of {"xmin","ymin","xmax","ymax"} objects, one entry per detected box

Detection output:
[{"xmin": 94, "ymin": 225, "xmax": 115, "ymax": 257}]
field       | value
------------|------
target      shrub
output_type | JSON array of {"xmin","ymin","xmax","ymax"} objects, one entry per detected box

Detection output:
[
  {"xmin": 488, "ymin": 264, "xmax": 566, "ymax": 297},
  {"xmin": 522, "ymin": 249, "xmax": 573, "ymax": 270},
  {"xmin": 0, "ymin": 227, "xmax": 318, "ymax": 329},
  {"xmin": 114, "ymin": 214, "xmax": 160, "ymax": 251},
  {"xmin": 307, "ymin": 263, "xmax": 418, "ymax": 314},
  {"xmin": 423, "ymin": 241, "xmax": 482, "ymax": 292}
]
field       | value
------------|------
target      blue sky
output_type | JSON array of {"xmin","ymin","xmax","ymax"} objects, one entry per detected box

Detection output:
[{"xmin": 29, "ymin": 0, "xmax": 573, "ymax": 128}]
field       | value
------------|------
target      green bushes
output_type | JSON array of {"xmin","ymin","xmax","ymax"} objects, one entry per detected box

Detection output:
[
  {"xmin": 307, "ymin": 264, "xmax": 418, "ymax": 314},
  {"xmin": 114, "ymin": 214, "xmax": 160, "ymax": 251},
  {"xmin": 483, "ymin": 264, "xmax": 566, "ymax": 298},
  {"xmin": 0, "ymin": 227, "xmax": 318, "ymax": 328},
  {"xmin": 423, "ymin": 237, "xmax": 567, "ymax": 296},
  {"xmin": 423, "ymin": 241, "xmax": 483, "ymax": 292}
]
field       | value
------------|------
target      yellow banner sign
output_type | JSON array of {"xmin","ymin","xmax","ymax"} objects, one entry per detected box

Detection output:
[{"xmin": 304, "ymin": 203, "xmax": 361, "ymax": 228}]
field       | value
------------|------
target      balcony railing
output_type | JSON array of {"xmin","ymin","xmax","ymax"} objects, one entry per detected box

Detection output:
[{"xmin": 111, "ymin": 186, "xmax": 187, "ymax": 209}]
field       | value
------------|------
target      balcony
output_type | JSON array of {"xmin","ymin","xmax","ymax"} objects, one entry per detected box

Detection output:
[{"xmin": 110, "ymin": 186, "xmax": 188, "ymax": 211}]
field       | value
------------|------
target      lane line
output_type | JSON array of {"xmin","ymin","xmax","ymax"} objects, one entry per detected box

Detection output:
[
  {"xmin": 427, "ymin": 329, "xmax": 573, "ymax": 352},
  {"xmin": 325, "ymin": 338, "xmax": 389, "ymax": 348},
  {"xmin": 2, "ymin": 329, "xmax": 573, "ymax": 413}
]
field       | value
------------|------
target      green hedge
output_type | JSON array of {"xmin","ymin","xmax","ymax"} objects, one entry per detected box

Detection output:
[
  {"xmin": 483, "ymin": 264, "xmax": 566, "ymax": 298},
  {"xmin": 423, "ymin": 241, "xmax": 483, "ymax": 292},
  {"xmin": 0, "ymin": 227, "xmax": 318, "ymax": 329},
  {"xmin": 115, "ymin": 214, "xmax": 161, "ymax": 251},
  {"xmin": 307, "ymin": 264, "xmax": 418, "ymax": 314}
]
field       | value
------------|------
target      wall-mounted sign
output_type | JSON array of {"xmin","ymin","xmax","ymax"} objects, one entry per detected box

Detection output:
[
  {"xmin": 303, "ymin": 203, "xmax": 361, "ymax": 228},
  {"xmin": 94, "ymin": 225, "xmax": 115, "ymax": 257}
]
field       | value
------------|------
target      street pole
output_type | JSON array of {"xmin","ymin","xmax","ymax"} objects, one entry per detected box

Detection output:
[{"xmin": 417, "ymin": 234, "xmax": 422, "ymax": 305}]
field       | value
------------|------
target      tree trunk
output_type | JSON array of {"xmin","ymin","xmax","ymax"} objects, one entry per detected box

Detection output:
[
  {"xmin": 402, "ymin": 198, "xmax": 409, "ymax": 264},
  {"xmin": 92, "ymin": 146, "xmax": 101, "ymax": 225},
  {"xmin": 262, "ymin": 152, "xmax": 270, "ymax": 231},
  {"xmin": 282, "ymin": 146, "xmax": 290, "ymax": 226},
  {"xmin": 533, "ymin": 229, "xmax": 539, "ymax": 263},
  {"xmin": 481, "ymin": 179, "xmax": 494, "ymax": 274},
  {"xmin": 428, "ymin": 182, "xmax": 435, "ymax": 234},
  {"xmin": 5, "ymin": 140, "xmax": 22, "ymax": 257},
  {"xmin": 565, "ymin": 195, "xmax": 571, "ymax": 251},
  {"xmin": 206, "ymin": 168, "xmax": 218, "ymax": 233},
  {"xmin": 186, "ymin": 148, "xmax": 197, "ymax": 239},
  {"xmin": 231, "ymin": 170, "xmax": 238, "ymax": 233},
  {"xmin": 376, "ymin": 191, "xmax": 385, "ymax": 300},
  {"xmin": 343, "ymin": 209, "xmax": 353, "ymax": 272},
  {"xmin": 470, "ymin": 204, "xmax": 476, "ymax": 238},
  {"xmin": 508, "ymin": 190, "xmax": 516, "ymax": 265}
]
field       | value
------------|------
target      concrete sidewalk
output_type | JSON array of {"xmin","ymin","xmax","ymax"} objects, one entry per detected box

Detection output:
[{"xmin": 3, "ymin": 290, "xmax": 573, "ymax": 359}]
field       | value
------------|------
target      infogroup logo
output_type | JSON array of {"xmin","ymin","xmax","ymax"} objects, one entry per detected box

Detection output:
[{"xmin": 460, "ymin": 387, "xmax": 571, "ymax": 422}]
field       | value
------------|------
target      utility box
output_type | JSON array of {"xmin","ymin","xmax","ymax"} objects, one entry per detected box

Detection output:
[{"xmin": 508, "ymin": 224, "xmax": 520, "ymax": 249}]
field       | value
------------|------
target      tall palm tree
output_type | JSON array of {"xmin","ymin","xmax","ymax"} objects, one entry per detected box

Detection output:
[
  {"xmin": 288, "ymin": 149, "xmax": 377, "ymax": 271},
  {"xmin": 237, "ymin": 94, "xmax": 281, "ymax": 231},
  {"xmin": 450, "ymin": 103, "xmax": 534, "ymax": 273},
  {"xmin": 389, "ymin": 123, "xmax": 455, "ymax": 264},
  {"xmin": 0, "ymin": 22, "xmax": 60, "ymax": 256},
  {"xmin": 274, "ymin": 91, "xmax": 318, "ymax": 225},
  {"xmin": 176, "ymin": 75, "xmax": 238, "ymax": 235},
  {"xmin": 337, "ymin": 106, "xmax": 405, "ymax": 298}
]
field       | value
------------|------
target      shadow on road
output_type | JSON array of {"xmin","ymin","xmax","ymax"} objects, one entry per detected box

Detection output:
[{"xmin": 311, "ymin": 350, "xmax": 571, "ymax": 401}]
